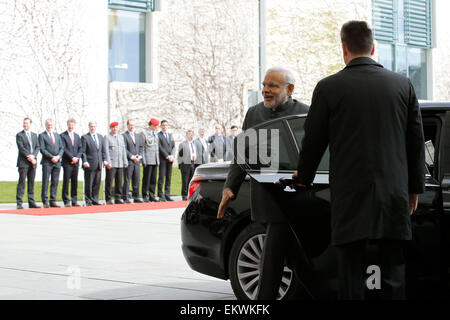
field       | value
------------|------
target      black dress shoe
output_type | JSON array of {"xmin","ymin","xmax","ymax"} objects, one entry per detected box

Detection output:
[
  {"xmin": 182, "ymin": 197, "xmax": 187, "ymax": 201},
  {"xmin": 43, "ymin": 203, "xmax": 50, "ymax": 208},
  {"xmin": 134, "ymin": 198, "xmax": 144, "ymax": 203},
  {"xmin": 149, "ymin": 197, "xmax": 159, "ymax": 202},
  {"xmin": 143, "ymin": 197, "xmax": 150, "ymax": 203},
  {"xmin": 29, "ymin": 204, "xmax": 41, "ymax": 209},
  {"xmin": 124, "ymin": 199, "xmax": 132, "ymax": 204},
  {"xmin": 85, "ymin": 203, "xmax": 92, "ymax": 206},
  {"xmin": 17, "ymin": 204, "xmax": 24, "ymax": 209},
  {"xmin": 64, "ymin": 202, "xmax": 71, "ymax": 207},
  {"xmin": 165, "ymin": 196, "xmax": 174, "ymax": 202},
  {"xmin": 50, "ymin": 203, "xmax": 60, "ymax": 208},
  {"xmin": 72, "ymin": 203, "xmax": 81, "ymax": 207},
  {"xmin": 115, "ymin": 199, "xmax": 124, "ymax": 204},
  {"xmin": 159, "ymin": 197, "xmax": 166, "ymax": 202},
  {"xmin": 106, "ymin": 200, "xmax": 114, "ymax": 205}
]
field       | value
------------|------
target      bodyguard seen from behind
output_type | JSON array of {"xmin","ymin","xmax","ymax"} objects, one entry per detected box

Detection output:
[
  {"xmin": 217, "ymin": 67, "xmax": 309, "ymax": 299},
  {"xmin": 16, "ymin": 117, "xmax": 40, "ymax": 209},
  {"xmin": 293, "ymin": 21, "xmax": 425, "ymax": 300},
  {"xmin": 39, "ymin": 119, "xmax": 64, "ymax": 208},
  {"xmin": 60, "ymin": 118, "xmax": 82, "ymax": 207}
]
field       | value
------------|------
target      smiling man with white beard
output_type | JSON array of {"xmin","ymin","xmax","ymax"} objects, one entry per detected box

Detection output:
[{"xmin": 216, "ymin": 67, "xmax": 309, "ymax": 299}]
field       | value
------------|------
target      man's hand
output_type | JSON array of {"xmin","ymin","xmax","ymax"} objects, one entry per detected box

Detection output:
[
  {"xmin": 51, "ymin": 156, "xmax": 59, "ymax": 164},
  {"xmin": 217, "ymin": 188, "xmax": 235, "ymax": 219},
  {"xmin": 292, "ymin": 170, "xmax": 308, "ymax": 187},
  {"xmin": 409, "ymin": 194, "xmax": 418, "ymax": 215},
  {"xmin": 71, "ymin": 157, "xmax": 79, "ymax": 164}
]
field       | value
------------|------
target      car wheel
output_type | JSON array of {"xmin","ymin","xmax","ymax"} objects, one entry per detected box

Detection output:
[{"xmin": 228, "ymin": 223, "xmax": 302, "ymax": 300}]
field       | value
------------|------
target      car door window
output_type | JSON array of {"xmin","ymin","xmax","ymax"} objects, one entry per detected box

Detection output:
[
  {"xmin": 236, "ymin": 120, "xmax": 297, "ymax": 172},
  {"xmin": 288, "ymin": 118, "xmax": 330, "ymax": 172}
]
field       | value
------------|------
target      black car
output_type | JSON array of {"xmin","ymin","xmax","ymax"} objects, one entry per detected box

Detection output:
[{"xmin": 181, "ymin": 101, "xmax": 450, "ymax": 300}]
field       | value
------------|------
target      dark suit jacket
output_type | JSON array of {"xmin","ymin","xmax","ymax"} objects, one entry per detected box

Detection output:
[
  {"xmin": 81, "ymin": 132, "xmax": 105, "ymax": 171},
  {"xmin": 60, "ymin": 131, "xmax": 82, "ymax": 166},
  {"xmin": 39, "ymin": 131, "xmax": 64, "ymax": 167},
  {"xmin": 123, "ymin": 131, "xmax": 144, "ymax": 162},
  {"xmin": 296, "ymin": 57, "xmax": 425, "ymax": 245},
  {"xmin": 223, "ymin": 98, "xmax": 309, "ymax": 223},
  {"xmin": 158, "ymin": 131, "xmax": 175, "ymax": 162},
  {"xmin": 16, "ymin": 130, "xmax": 40, "ymax": 168}
]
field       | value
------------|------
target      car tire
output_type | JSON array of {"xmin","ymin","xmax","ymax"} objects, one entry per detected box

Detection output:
[{"xmin": 228, "ymin": 222, "xmax": 304, "ymax": 300}]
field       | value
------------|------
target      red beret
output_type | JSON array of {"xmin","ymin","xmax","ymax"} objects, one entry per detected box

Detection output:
[
  {"xmin": 109, "ymin": 121, "xmax": 119, "ymax": 128},
  {"xmin": 150, "ymin": 118, "xmax": 159, "ymax": 126}
]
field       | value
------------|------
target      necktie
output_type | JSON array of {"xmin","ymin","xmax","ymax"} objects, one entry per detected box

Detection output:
[
  {"xmin": 26, "ymin": 132, "xmax": 33, "ymax": 153},
  {"xmin": 131, "ymin": 132, "xmax": 135, "ymax": 144},
  {"xmin": 49, "ymin": 132, "xmax": 54, "ymax": 144},
  {"xmin": 93, "ymin": 134, "xmax": 98, "ymax": 149},
  {"xmin": 70, "ymin": 132, "xmax": 74, "ymax": 146},
  {"xmin": 190, "ymin": 142, "xmax": 196, "ymax": 162}
]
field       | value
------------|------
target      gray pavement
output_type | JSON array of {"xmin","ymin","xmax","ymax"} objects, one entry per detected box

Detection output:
[{"xmin": 0, "ymin": 207, "xmax": 235, "ymax": 300}]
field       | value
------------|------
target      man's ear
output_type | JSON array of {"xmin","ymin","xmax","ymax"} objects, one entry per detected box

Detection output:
[{"xmin": 287, "ymin": 83, "xmax": 294, "ymax": 97}]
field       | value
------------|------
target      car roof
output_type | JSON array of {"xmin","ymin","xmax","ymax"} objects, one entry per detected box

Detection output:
[
  {"xmin": 419, "ymin": 101, "xmax": 450, "ymax": 111},
  {"xmin": 253, "ymin": 101, "xmax": 450, "ymax": 126}
]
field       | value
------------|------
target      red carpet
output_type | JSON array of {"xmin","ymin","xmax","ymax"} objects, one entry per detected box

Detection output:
[{"xmin": 0, "ymin": 201, "xmax": 188, "ymax": 216}]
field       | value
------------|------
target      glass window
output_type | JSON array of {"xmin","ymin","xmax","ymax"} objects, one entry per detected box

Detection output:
[
  {"xmin": 377, "ymin": 43, "xmax": 394, "ymax": 70},
  {"xmin": 108, "ymin": 9, "xmax": 146, "ymax": 82},
  {"xmin": 408, "ymin": 47, "xmax": 427, "ymax": 99},
  {"xmin": 395, "ymin": 44, "xmax": 408, "ymax": 77},
  {"xmin": 239, "ymin": 121, "xmax": 296, "ymax": 172},
  {"xmin": 288, "ymin": 118, "xmax": 330, "ymax": 172}
]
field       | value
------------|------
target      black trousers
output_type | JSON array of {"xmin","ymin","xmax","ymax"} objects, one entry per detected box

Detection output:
[
  {"xmin": 157, "ymin": 160, "xmax": 173, "ymax": 198},
  {"xmin": 336, "ymin": 239, "xmax": 406, "ymax": 300},
  {"xmin": 41, "ymin": 164, "xmax": 61, "ymax": 204},
  {"xmin": 84, "ymin": 168, "xmax": 101, "ymax": 205},
  {"xmin": 62, "ymin": 164, "xmax": 79, "ymax": 204},
  {"xmin": 123, "ymin": 163, "xmax": 141, "ymax": 200},
  {"xmin": 257, "ymin": 223, "xmax": 294, "ymax": 299},
  {"xmin": 142, "ymin": 164, "xmax": 158, "ymax": 198},
  {"xmin": 16, "ymin": 165, "xmax": 37, "ymax": 206},
  {"xmin": 179, "ymin": 163, "xmax": 195, "ymax": 198},
  {"xmin": 105, "ymin": 167, "xmax": 123, "ymax": 201}
]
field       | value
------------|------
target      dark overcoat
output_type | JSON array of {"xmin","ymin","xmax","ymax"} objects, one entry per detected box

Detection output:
[
  {"xmin": 296, "ymin": 57, "xmax": 425, "ymax": 246},
  {"xmin": 224, "ymin": 98, "xmax": 309, "ymax": 222}
]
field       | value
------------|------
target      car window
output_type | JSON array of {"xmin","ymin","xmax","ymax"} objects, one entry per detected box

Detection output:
[
  {"xmin": 288, "ymin": 118, "xmax": 330, "ymax": 172},
  {"xmin": 237, "ymin": 120, "xmax": 297, "ymax": 172}
]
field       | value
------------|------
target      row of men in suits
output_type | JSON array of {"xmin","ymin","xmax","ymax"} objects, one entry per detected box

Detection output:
[{"xmin": 16, "ymin": 116, "xmax": 240, "ymax": 208}]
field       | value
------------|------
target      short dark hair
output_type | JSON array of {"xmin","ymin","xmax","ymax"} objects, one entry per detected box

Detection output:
[
  {"xmin": 230, "ymin": 125, "xmax": 238, "ymax": 130},
  {"xmin": 161, "ymin": 120, "xmax": 168, "ymax": 125},
  {"xmin": 23, "ymin": 117, "xmax": 32, "ymax": 123},
  {"xmin": 340, "ymin": 21, "xmax": 373, "ymax": 55}
]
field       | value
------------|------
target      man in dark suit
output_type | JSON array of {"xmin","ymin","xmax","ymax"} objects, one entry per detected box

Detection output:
[
  {"xmin": 39, "ymin": 119, "xmax": 64, "ymax": 208},
  {"xmin": 81, "ymin": 121, "xmax": 105, "ymax": 206},
  {"xmin": 208, "ymin": 124, "xmax": 226, "ymax": 162},
  {"xmin": 216, "ymin": 67, "xmax": 309, "ymax": 299},
  {"xmin": 61, "ymin": 118, "xmax": 82, "ymax": 207},
  {"xmin": 194, "ymin": 128, "xmax": 209, "ymax": 169},
  {"xmin": 177, "ymin": 130, "xmax": 197, "ymax": 201},
  {"xmin": 123, "ymin": 120, "xmax": 144, "ymax": 203},
  {"xmin": 293, "ymin": 21, "xmax": 425, "ymax": 300},
  {"xmin": 225, "ymin": 125, "xmax": 239, "ymax": 161},
  {"xmin": 157, "ymin": 120, "xmax": 176, "ymax": 201},
  {"xmin": 16, "ymin": 117, "xmax": 41, "ymax": 209}
]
